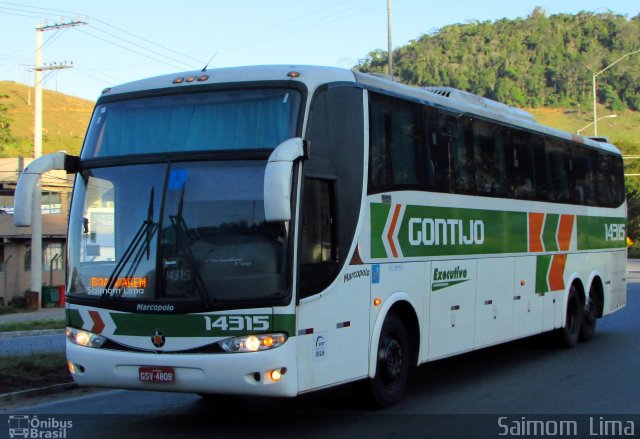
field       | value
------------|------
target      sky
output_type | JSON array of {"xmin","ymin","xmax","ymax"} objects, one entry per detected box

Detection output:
[{"xmin": 0, "ymin": 0, "xmax": 637, "ymax": 101}]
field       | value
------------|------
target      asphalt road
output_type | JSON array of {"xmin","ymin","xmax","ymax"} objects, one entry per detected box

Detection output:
[
  {"xmin": 0, "ymin": 307, "xmax": 65, "ymax": 356},
  {"xmin": 2, "ymin": 262, "xmax": 639, "ymax": 438}
]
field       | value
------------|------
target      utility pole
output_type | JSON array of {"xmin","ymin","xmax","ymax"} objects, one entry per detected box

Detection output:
[
  {"xmin": 30, "ymin": 19, "xmax": 85, "ymax": 307},
  {"xmin": 34, "ymin": 20, "xmax": 85, "ymax": 158},
  {"xmin": 387, "ymin": 0, "xmax": 393, "ymax": 78}
]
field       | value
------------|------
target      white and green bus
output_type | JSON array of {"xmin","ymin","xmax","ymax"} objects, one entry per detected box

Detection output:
[{"xmin": 15, "ymin": 65, "xmax": 627, "ymax": 407}]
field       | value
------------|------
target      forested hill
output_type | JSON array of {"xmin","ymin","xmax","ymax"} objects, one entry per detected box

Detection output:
[{"xmin": 356, "ymin": 8, "xmax": 640, "ymax": 111}]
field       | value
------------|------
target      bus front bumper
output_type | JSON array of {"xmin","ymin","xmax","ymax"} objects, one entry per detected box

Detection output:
[{"xmin": 66, "ymin": 337, "xmax": 298, "ymax": 397}]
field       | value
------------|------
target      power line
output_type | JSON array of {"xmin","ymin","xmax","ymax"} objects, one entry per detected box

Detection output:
[
  {"xmin": 41, "ymin": 27, "xmax": 68, "ymax": 50},
  {"xmin": 74, "ymin": 63, "xmax": 123, "ymax": 84},
  {"xmin": 0, "ymin": 8, "xmax": 42, "ymax": 20},
  {"xmin": 74, "ymin": 28, "xmax": 187, "ymax": 71},
  {"xmin": 89, "ymin": 16, "xmax": 204, "ymax": 67},
  {"xmin": 67, "ymin": 68, "xmax": 112, "ymax": 88},
  {"xmin": 0, "ymin": 1, "xmax": 203, "ymax": 68},
  {"xmin": 83, "ymin": 24, "xmax": 195, "ymax": 69}
]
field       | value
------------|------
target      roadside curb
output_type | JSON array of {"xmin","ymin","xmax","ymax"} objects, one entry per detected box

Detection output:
[{"xmin": 0, "ymin": 382, "xmax": 76, "ymax": 403}]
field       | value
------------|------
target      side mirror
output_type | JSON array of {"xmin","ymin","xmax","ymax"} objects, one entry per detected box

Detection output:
[
  {"xmin": 263, "ymin": 138, "xmax": 304, "ymax": 222},
  {"xmin": 14, "ymin": 152, "xmax": 78, "ymax": 227}
]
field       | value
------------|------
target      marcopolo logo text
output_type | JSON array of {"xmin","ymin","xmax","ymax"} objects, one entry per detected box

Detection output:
[{"xmin": 344, "ymin": 268, "xmax": 371, "ymax": 283}]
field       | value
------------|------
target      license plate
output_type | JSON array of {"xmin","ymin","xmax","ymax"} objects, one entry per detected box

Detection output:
[{"xmin": 139, "ymin": 367, "xmax": 175, "ymax": 383}]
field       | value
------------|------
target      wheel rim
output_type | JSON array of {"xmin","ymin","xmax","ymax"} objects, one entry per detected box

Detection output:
[
  {"xmin": 379, "ymin": 336, "xmax": 403, "ymax": 389},
  {"xmin": 567, "ymin": 296, "xmax": 580, "ymax": 335},
  {"xmin": 584, "ymin": 299, "xmax": 596, "ymax": 324}
]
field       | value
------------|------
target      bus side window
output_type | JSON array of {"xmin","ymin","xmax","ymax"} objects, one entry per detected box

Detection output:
[
  {"xmin": 610, "ymin": 155, "xmax": 625, "ymax": 207},
  {"xmin": 507, "ymin": 129, "xmax": 535, "ymax": 199},
  {"xmin": 451, "ymin": 116, "xmax": 476, "ymax": 195},
  {"xmin": 368, "ymin": 97, "xmax": 392, "ymax": 190},
  {"xmin": 389, "ymin": 103, "xmax": 419, "ymax": 186},
  {"xmin": 368, "ymin": 93, "xmax": 420, "ymax": 191},
  {"xmin": 425, "ymin": 107, "xmax": 450, "ymax": 192},
  {"xmin": 531, "ymin": 138, "xmax": 548, "ymax": 200},
  {"xmin": 567, "ymin": 143, "xmax": 592, "ymax": 205},
  {"xmin": 594, "ymin": 152, "xmax": 624, "ymax": 207},
  {"xmin": 473, "ymin": 119, "xmax": 507, "ymax": 196},
  {"xmin": 299, "ymin": 178, "xmax": 338, "ymax": 298},
  {"xmin": 546, "ymin": 138, "xmax": 570, "ymax": 202}
]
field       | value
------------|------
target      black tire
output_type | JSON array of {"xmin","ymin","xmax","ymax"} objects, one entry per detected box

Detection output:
[
  {"xmin": 557, "ymin": 285, "xmax": 583, "ymax": 348},
  {"xmin": 579, "ymin": 289, "xmax": 598, "ymax": 342},
  {"xmin": 365, "ymin": 312, "xmax": 410, "ymax": 408}
]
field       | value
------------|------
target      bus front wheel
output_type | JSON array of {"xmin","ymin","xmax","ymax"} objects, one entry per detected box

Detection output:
[{"xmin": 365, "ymin": 312, "xmax": 410, "ymax": 408}]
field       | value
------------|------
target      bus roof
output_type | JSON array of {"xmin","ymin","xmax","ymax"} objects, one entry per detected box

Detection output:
[
  {"xmin": 98, "ymin": 64, "xmax": 621, "ymax": 156},
  {"xmin": 98, "ymin": 65, "xmax": 356, "ymax": 100}
]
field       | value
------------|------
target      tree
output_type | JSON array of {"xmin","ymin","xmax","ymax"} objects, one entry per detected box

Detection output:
[
  {"xmin": 354, "ymin": 10, "xmax": 639, "ymax": 111},
  {"xmin": 0, "ymin": 94, "xmax": 14, "ymax": 146},
  {"xmin": 626, "ymin": 184, "xmax": 640, "ymax": 241}
]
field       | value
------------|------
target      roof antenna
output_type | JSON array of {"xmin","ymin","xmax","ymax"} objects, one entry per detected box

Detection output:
[{"xmin": 201, "ymin": 52, "xmax": 217, "ymax": 72}]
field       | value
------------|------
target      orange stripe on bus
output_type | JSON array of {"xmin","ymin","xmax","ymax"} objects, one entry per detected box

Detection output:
[
  {"xmin": 528, "ymin": 212, "xmax": 545, "ymax": 252},
  {"xmin": 548, "ymin": 254, "xmax": 567, "ymax": 291},
  {"xmin": 387, "ymin": 204, "xmax": 402, "ymax": 258},
  {"xmin": 557, "ymin": 215, "xmax": 575, "ymax": 251}
]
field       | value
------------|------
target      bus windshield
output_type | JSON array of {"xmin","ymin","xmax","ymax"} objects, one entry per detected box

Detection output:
[
  {"xmin": 67, "ymin": 161, "xmax": 289, "ymax": 307},
  {"xmin": 82, "ymin": 88, "xmax": 301, "ymax": 159}
]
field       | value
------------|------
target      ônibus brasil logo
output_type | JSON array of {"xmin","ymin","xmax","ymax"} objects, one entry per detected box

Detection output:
[{"xmin": 8, "ymin": 415, "xmax": 73, "ymax": 438}]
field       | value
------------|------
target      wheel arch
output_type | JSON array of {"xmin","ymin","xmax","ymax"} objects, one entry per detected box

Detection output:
[
  {"xmin": 368, "ymin": 293, "xmax": 421, "ymax": 379},
  {"xmin": 586, "ymin": 274, "xmax": 605, "ymax": 318},
  {"xmin": 561, "ymin": 274, "xmax": 585, "ymax": 327}
]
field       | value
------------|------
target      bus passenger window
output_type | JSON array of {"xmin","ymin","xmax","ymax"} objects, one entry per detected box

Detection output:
[
  {"xmin": 546, "ymin": 138, "xmax": 570, "ymax": 202},
  {"xmin": 451, "ymin": 117, "xmax": 476, "ymax": 194},
  {"xmin": 389, "ymin": 108, "xmax": 418, "ymax": 186},
  {"xmin": 369, "ymin": 98, "xmax": 391, "ymax": 190},
  {"xmin": 368, "ymin": 93, "xmax": 420, "ymax": 191},
  {"xmin": 425, "ymin": 107, "xmax": 451, "ymax": 192},
  {"xmin": 506, "ymin": 129, "xmax": 535, "ymax": 199}
]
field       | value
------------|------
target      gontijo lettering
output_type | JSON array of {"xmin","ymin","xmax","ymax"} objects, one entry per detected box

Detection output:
[{"xmin": 408, "ymin": 218, "xmax": 485, "ymax": 246}]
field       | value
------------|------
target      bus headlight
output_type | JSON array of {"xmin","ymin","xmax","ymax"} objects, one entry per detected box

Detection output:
[
  {"xmin": 218, "ymin": 333, "xmax": 287, "ymax": 353},
  {"xmin": 66, "ymin": 327, "xmax": 107, "ymax": 348}
]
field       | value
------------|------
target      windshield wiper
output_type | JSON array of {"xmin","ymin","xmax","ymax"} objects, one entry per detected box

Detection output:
[
  {"xmin": 167, "ymin": 186, "xmax": 210, "ymax": 305},
  {"xmin": 101, "ymin": 188, "xmax": 157, "ymax": 302}
]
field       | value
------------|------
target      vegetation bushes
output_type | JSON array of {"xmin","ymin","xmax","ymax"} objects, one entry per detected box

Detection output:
[{"xmin": 357, "ymin": 10, "xmax": 640, "ymax": 112}]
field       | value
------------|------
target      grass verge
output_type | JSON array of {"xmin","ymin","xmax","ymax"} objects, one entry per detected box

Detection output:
[
  {"xmin": 0, "ymin": 319, "xmax": 66, "ymax": 333},
  {"xmin": 0, "ymin": 352, "xmax": 71, "ymax": 394},
  {"xmin": 0, "ymin": 306, "xmax": 32, "ymax": 316}
]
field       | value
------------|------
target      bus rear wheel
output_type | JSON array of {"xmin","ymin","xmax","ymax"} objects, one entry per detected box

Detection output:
[
  {"xmin": 365, "ymin": 312, "xmax": 410, "ymax": 408},
  {"xmin": 580, "ymin": 288, "xmax": 599, "ymax": 342},
  {"xmin": 557, "ymin": 285, "xmax": 583, "ymax": 348}
]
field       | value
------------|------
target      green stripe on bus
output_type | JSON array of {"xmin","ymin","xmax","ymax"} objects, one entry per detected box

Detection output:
[
  {"xmin": 535, "ymin": 255, "xmax": 552, "ymax": 295},
  {"xmin": 577, "ymin": 216, "xmax": 627, "ymax": 250},
  {"xmin": 371, "ymin": 203, "xmax": 392, "ymax": 258},
  {"xmin": 542, "ymin": 214, "xmax": 559, "ymax": 252},
  {"xmin": 396, "ymin": 205, "xmax": 528, "ymax": 257},
  {"xmin": 66, "ymin": 308, "xmax": 82, "ymax": 328},
  {"xmin": 110, "ymin": 313, "xmax": 296, "ymax": 337}
]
